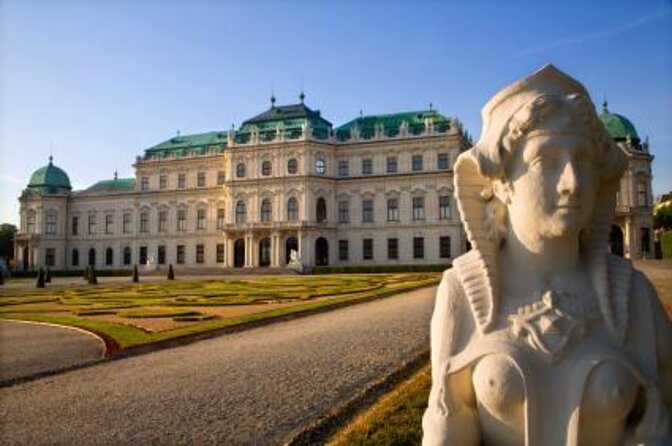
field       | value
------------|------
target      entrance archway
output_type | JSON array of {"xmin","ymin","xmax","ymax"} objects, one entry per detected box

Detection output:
[
  {"xmin": 259, "ymin": 238, "xmax": 271, "ymax": 267},
  {"xmin": 315, "ymin": 237, "xmax": 329, "ymax": 266},
  {"xmin": 234, "ymin": 239, "xmax": 245, "ymax": 267},
  {"xmin": 609, "ymin": 225, "xmax": 624, "ymax": 257},
  {"xmin": 285, "ymin": 237, "xmax": 298, "ymax": 264}
]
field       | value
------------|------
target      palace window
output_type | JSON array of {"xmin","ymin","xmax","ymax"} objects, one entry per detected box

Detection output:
[
  {"xmin": 197, "ymin": 209, "xmax": 206, "ymax": 230},
  {"xmin": 45, "ymin": 212, "xmax": 57, "ymax": 235},
  {"xmin": 158, "ymin": 211, "xmax": 167, "ymax": 232},
  {"xmin": 123, "ymin": 247, "xmax": 131, "ymax": 265},
  {"xmin": 197, "ymin": 172, "xmax": 206, "ymax": 187},
  {"xmin": 158, "ymin": 245, "xmax": 166, "ymax": 265},
  {"xmin": 413, "ymin": 197, "xmax": 425, "ymax": 220},
  {"xmin": 316, "ymin": 198, "xmax": 327, "ymax": 222},
  {"xmin": 338, "ymin": 201, "xmax": 350, "ymax": 223},
  {"xmin": 413, "ymin": 237, "xmax": 425, "ymax": 259},
  {"xmin": 72, "ymin": 248, "xmax": 79, "ymax": 267},
  {"xmin": 159, "ymin": 175, "xmax": 167, "ymax": 190},
  {"xmin": 88, "ymin": 214, "xmax": 96, "ymax": 235},
  {"xmin": 140, "ymin": 212, "xmax": 149, "ymax": 233},
  {"xmin": 287, "ymin": 158, "xmax": 298, "ymax": 175},
  {"xmin": 216, "ymin": 208, "xmax": 225, "ymax": 229},
  {"xmin": 235, "ymin": 201, "xmax": 247, "ymax": 224},
  {"xmin": 88, "ymin": 248, "xmax": 96, "ymax": 266},
  {"xmin": 386, "ymin": 156, "xmax": 398, "ymax": 173},
  {"xmin": 637, "ymin": 180, "xmax": 648, "ymax": 207},
  {"xmin": 216, "ymin": 244, "xmax": 225, "ymax": 263},
  {"xmin": 440, "ymin": 236, "xmax": 451, "ymax": 258},
  {"xmin": 439, "ymin": 196, "xmax": 451, "ymax": 220},
  {"xmin": 338, "ymin": 240, "xmax": 349, "ymax": 261},
  {"xmin": 438, "ymin": 153, "xmax": 450, "ymax": 170},
  {"xmin": 387, "ymin": 198, "xmax": 399, "ymax": 222},
  {"xmin": 123, "ymin": 213, "xmax": 131, "ymax": 234},
  {"xmin": 362, "ymin": 158, "xmax": 373, "ymax": 175},
  {"xmin": 362, "ymin": 199, "xmax": 374, "ymax": 223},
  {"xmin": 236, "ymin": 163, "xmax": 246, "ymax": 178},
  {"xmin": 27, "ymin": 213, "xmax": 35, "ymax": 234},
  {"xmin": 262, "ymin": 161, "xmax": 272, "ymax": 176},
  {"xmin": 176, "ymin": 245, "xmax": 185, "ymax": 264},
  {"xmin": 45, "ymin": 248, "xmax": 55, "ymax": 267},
  {"xmin": 141, "ymin": 176, "xmax": 149, "ymax": 191},
  {"xmin": 261, "ymin": 199, "xmax": 272, "ymax": 222},
  {"xmin": 387, "ymin": 238, "xmax": 398, "ymax": 260},
  {"xmin": 287, "ymin": 197, "xmax": 298, "ymax": 221},
  {"xmin": 105, "ymin": 247, "xmax": 114, "ymax": 266},
  {"xmin": 105, "ymin": 214, "xmax": 114, "ymax": 234},
  {"xmin": 139, "ymin": 246, "xmax": 147, "ymax": 265},
  {"xmin": 217, "ymin": 170, "xmax": 226, "ymax": 185},
  {"xmin": 177, "ymin": 209, "xmax": 187, "ymax": 231},
  {"xmin": 196, "ymin": 244, "xmax": 205, "ymax": 264},
  {"xmin": 178, "ymin": 173, "xmax": 186, "ymax": 189},
  {"xmin": 338, "ymin": 160, "xmax": 349, "ymax": 177},
  {"xmin": 412, "ymin": 155, "xmax": 423, "ymax": 171},
  {"xmin": 363, "ymin": 238, "xmax": 374, "ymax": 260},
  {"xmin": 72, "ymin": 216, "xmax": 78, "ymax": 235}
]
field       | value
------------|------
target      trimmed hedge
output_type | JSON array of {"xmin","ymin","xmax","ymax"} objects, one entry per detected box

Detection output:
[
  {"xmin": 11, "ymin": 269, "xmax": 134, "ymax": 279},
  {"xmin": 661, "ymin": 231, "xmax": 672, "ymax": 259},
  {"xmin": 311, "ymin": 264, "xmax": 450, "ymax": 274}
]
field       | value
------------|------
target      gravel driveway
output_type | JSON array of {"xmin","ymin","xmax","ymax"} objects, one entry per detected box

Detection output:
[
  {"xmin": 0, "ymin": 285, "xmax": 437, "ymax": 445},
  {"xmin": 0, "ymin": 320, "xmax": 106, "ymax": 383}
]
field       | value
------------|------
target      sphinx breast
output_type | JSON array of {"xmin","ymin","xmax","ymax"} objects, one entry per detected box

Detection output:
[{"xmin": 581, "ymin": 361, "xmax": 639, "ymax": 420}]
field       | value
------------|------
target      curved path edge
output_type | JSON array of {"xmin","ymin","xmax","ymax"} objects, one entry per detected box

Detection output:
[{"xmin": 1, "ymin": 283, "xmax": 437, "ymax": 389}]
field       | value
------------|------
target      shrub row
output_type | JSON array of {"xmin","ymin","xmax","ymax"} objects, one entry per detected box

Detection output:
[
  {"xmin": 661, "ymin": 231, "xmax": 672, "ymax": 259},
  {"xmin": 310, "ymin": 264, "xmax": 450, "ymax": 274},
  {"xmin": 11, "ymin": 269, "xmax": 133, "ymax": 278}
]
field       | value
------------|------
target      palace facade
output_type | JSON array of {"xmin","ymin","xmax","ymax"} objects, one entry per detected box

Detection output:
[
  {"xmin": 15, "ymin": 99, "xmax": 470, "ymax": 270},
  {"xmin": 13, "ymin": 98, "xmax": 655, "ymax": 271}
]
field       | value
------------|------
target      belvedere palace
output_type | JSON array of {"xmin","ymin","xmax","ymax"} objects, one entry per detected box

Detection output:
[{"xmin": 14, "ymin": 97, "xmax": 654, "ymax": 271}]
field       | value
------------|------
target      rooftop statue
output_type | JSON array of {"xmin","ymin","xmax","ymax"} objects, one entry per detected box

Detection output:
[{"xmin": 423, "ymin": 65, "xmax": 671, "ymax": 445}]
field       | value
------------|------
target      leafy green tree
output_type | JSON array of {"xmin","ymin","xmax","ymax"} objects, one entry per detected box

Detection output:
[
  {"xmin": 0, "ymin": 223, "xmax": 17, "ymax": 261},
  {"xmin": 654, "ymin": 205, "xmax": 672, "ymax": 231}
]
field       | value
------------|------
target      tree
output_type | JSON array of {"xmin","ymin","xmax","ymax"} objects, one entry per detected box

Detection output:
[
  {"xmin": 0, "ymin": 223, "xmax": 17, "ymax": 261},
  {"xmin": 167, "ymin": 264, "xmax": 175, "ymax": 280},
  {"xmin": 653, "ymin": 205, "xmax": 672, "ymax": 231},
  {"xmin": 36, "ymin": 267, "xmax": 45, "ymax": 288},
  {"xmin": 132, "ymin": 264, "xmax": 139, "ymax": 282}
]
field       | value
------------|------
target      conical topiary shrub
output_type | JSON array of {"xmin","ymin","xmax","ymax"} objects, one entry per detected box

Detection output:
[
  {"xmin": 45, "ymin": 267, "xmax": 52, "ymax": 283},
  {"xmin": 83, "ymin": 265, "xmax": 91, "ymax": 282},
  {"xmin": 36, "ymin": 267, "xmax": 46, "ymax": 288},
  {"xmin": 167, "ymin": 264, "xmax": 175, "ymax": 280},
  {"xmin": 88, "ymin": 266, "xmax": 98, "ymax": 285},
  {"xmin": 132, "ymin": 264, "xmax": 139, "ymax": 282},
  {"xmin": 0, "ymin": 270, "xmax": 4, "ymax": 286}
]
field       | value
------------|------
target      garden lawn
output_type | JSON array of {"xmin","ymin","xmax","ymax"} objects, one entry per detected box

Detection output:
[
  {"xmin": 0, "ymin": 274, "xmax": 439, "ymax": 349},
  {"xmin": 327, "ymin": 260, "xmax": 672, "ymax": 445}
]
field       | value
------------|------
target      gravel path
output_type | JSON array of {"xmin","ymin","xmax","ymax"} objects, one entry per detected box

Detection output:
[
  {"xmin": 0, "ymin": 320, "xmax": 105, "ymax": 383},
  {"xmin": 0, "ymin": 285, "xmax": 437, "ymax": 445}
]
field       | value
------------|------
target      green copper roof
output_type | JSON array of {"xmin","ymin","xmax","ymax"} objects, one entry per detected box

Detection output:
[
  {"xmin": 86, "ymin": 177, "xmax": 136, "ymax": 192},
  {"xmin": 27, "ymin": 157, "xmax": 72, "ymax": 192},
  {"xmin": 599, "ymin": 102, "xmax": 639, "ymax": 140},
  {"xmin": 145, "ymin": 131, "xmax": 229, "ymax": 158},
  {"xmin": 336, "ymin": 109, "xmax": 450, "ymax": 140},
  {"xmin": 240, "ymin": 102, "xmax": 333, "ymax": 134}
]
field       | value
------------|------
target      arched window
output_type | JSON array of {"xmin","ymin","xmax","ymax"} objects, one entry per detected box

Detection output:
[
  {"xmin": 88, "ymin": 248, "xmax": 96, "ymax": 266},
  {"xmin": 262, "ymin": 161, "xmax": 272, "ymax": 176},
  {"xmin": 236, "ymin": 201, "xmax": 247, "ymax": 223},
  {"xmin": 123, "ymin": 247, "xmax": 131, "ymax": 265},
  {"xmin": 316, "ymin": 197, "xmax": 327, "ymax": 222},
  {"xmin": 105, "ymin": 247, "xmax": 114, "ymax": 266},
  {"xmin": 72, "ymin": 248, "xmax": 79, "ymax": 267},
  {"xmin": 261, "ymin": 199, "xmax": 272, "ymax": 222},
  {"xmin": 287, "ymin": 158, "xmax": 298, "ymax": 174},
  {"xmin": 287, "ymin": 197, "xmax": 299, "ymax": 221},
  {"xmin": 236, "ymin": 163, "xmax": 246, "ymax": 178}
]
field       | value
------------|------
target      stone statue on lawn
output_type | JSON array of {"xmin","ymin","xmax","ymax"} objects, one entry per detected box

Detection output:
[{"xmin": 422, "ymin": 64, "xmax": 672, "ymax": 445}]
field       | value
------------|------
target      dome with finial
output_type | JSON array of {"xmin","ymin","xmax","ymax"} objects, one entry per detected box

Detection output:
[
  {"xmin": 27, "ymin": 156, "xmax": 72, "ymax": 192},
  {"xmin": 599, "ymin": 100, "xmax": 639, "ymax": 141}
]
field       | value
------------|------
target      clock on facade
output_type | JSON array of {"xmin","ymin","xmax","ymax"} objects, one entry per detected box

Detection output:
[{"xmin": 315, "ymin": 158, "xmax": 326, "ymax": 175}]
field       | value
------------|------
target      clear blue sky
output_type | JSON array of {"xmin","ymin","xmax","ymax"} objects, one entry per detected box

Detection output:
[{"xmin": 2, "ymin": 0, "xmax": 671, "ymax": 225}]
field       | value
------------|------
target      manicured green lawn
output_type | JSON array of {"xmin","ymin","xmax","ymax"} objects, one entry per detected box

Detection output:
[{"xmin": 0, "ymin": 274, "xmax": 439, "ymax": 350}]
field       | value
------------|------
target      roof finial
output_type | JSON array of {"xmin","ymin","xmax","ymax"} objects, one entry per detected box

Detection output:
[
  {"xmin": 270, "ymin": 86, "xmax": 276, "ymax": 108},
  {"xmin": 429, "ymin": 102, "xmax": 433, "ymax": 111},
  {"xmin": 176, "ymin": 130, "xmax": 181, "ymax": 136},
  {"xmin": 359, "ymin": 109, "xmax": 363, "ymax": 117},
  {"xmin": 602, "ymin": 94, "xmax": 608, "ymax": 113},
  {"xmin": 299, "ymin": 89, "xmax": 305, "ymax": 104},
  {"xmin": 114, "ymin": 169, "xmax": 118, "ymax": 180},
  {"xmin": 49, "ymin": 141, "xmax": 54, "ymax": 165},
  {"xmin": 48, "ymin": 155, "xmax": 53, "ymax": 165}
]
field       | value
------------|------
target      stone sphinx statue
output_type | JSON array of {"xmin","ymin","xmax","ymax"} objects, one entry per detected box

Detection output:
[{"xmin": 423, "ymin": 65, "xmax": 671, "ymax": 445}]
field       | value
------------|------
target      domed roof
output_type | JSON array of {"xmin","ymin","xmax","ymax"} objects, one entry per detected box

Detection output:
[
  {"xmin": 598, "ymin": 101, "xmax": 639, "ymax": 140},
  {"xmin": 27, "ymin": 156, "xmax": 72, "ymax": 191}
]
